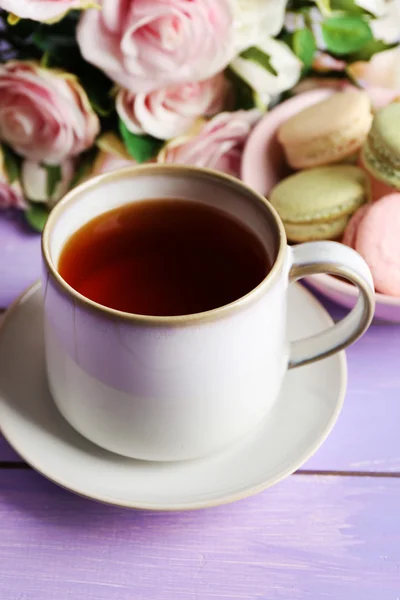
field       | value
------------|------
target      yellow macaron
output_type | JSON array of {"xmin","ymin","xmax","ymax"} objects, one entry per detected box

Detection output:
[{"xmin": 277, "ymin": 90, "xmax": 373, "ymax": 170}]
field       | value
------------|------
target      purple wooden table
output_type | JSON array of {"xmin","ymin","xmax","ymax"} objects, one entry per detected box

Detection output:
[{"xmin": 1, "ymin": 227, "xmax": 400, "ymax": 597}]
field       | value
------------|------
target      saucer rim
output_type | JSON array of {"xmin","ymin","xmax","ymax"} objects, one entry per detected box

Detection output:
[{"xmin": 0, "ymin": 281, "xmax": 347, "ymax": 511}]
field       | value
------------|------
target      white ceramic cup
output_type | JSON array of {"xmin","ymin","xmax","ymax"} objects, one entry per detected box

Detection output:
[{"xmin": 41, "ymin": 165, "xmax": 375, "ymax": 461}]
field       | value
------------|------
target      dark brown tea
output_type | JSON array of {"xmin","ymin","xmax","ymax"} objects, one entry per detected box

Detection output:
[{"xmin": 58, "ymin": 199, "xmax": 270, "ymax": 316}]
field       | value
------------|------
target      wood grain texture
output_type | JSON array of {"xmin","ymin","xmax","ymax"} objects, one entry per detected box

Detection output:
[
  {"xmin": 306, "ymin": 296, "xmax": 400, "ymax": 473},
  {"xmin": 0, "ymin": 313, "xmax": 20, "ymax": 462},
  {"xmin": 0, "ymin": 470, "xmax": 399, "ymax": 599}
]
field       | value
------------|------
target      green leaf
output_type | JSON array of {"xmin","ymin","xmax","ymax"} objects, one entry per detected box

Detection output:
[
  {"xmin": 32, "ymin": 19, "xmax": 80, "ymax": 64},
  {"xmin": 239, "ymin": 47, "xmax": 278, "ymax": 77},
  {"xmin": 225, "ymin": 68, "xmax": 257, "ymax": 111},
  {"xmin": 314, "ymin": 0, "xmax": 331, "ymax": 16},
  {"xmin": 31, "ymin": 13, "xmax": 81, "ymax": 68},
  {"xmin": 286, "ymin": 1, "xmax": 330, "ymax": 15},
  {"xmin": 331, "ymin": 0, "xmax": 374, "ymax": 15},
  {"xmin": 40, "ymin": 50, "xmax": 52, "ymax": 68},
  {"xmin": 293, "ymin": 28, "xmax": 316, "ymax": 70},
  {"xmin": 322, "ymin": 15, "xmax": 373, "ymax": 55},
  {"xmin": 119, "ymin": 121, "xmax": 163, "ymax": 163},
  {"xmin": 44, "ymin": 165, "xmax": 62, "ymax": 199},
  {"xmin": 78, "ymin": 66, "xmax": 114, "ymax": 117},
  {"xmin": 289, "ymin": 1, "xmax": 316, "ymax": 9},
  {"xmin": 87, "ymin": 90, "xmax": 114, "ymax": 118},
  {"xmin": 348, "ymin": 39, "xmax": 395, "ymax": 61},
  {"xmin": 33, "ymin": 30, "xmax": 78, "ymax": 54},
  {"xmin": 2, "ymin": 144, "xmax": 21, "ymax": 184},
  {"xmin": 69, "ymin": 148, "xmax": 97, "ymax": 189},
  {"xmin": 24, "ymin": 204, "xmax": 49, "ymax": 232}
]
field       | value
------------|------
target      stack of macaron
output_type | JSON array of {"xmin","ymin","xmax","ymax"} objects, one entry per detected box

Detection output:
[
  {"xmin": 270, "ymin": 90, "xmax": 373, "ymax": 242},
  {"xmin": 345, "ymin": 102, "xmax": 400, "ymax": 296},
  {"xmin": 268, "ymin": 90, "xmax": 400, "ymax": 296}
]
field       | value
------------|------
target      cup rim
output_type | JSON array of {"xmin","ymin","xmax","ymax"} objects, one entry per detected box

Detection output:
[{"xmin": 42, "ymin": 164, "xmax": 287, "ymax": 326}]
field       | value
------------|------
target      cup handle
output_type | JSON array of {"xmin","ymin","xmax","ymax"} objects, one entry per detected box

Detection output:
[{"xmin": 288, "ymin": 241, "xmax": 375, "ymax": 369}]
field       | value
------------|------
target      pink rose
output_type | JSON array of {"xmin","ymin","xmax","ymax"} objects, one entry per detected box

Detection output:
[
  {"xmin": 158, "ymin": 110, "xmax": 261, "ymax": 178},
  {"xmin": 347, "ymin": 48, "xmax": 400, "ymax": 111},
  {"xmin": 0, "ymin": 178, "xmax": 25, "ymax": 210},
  {"xmin": 0, "ymin": 61, "xmax": 100, "ymax": 165},
  {"xmin": 77, "ymin": 0, "xmax": 235, "ymax": 94},
  {"xmin": 89, "ymin": 133, "xmax": 137, "ymax": 178},
  {"xmin": 92, "ymin": 152, "xmax": 136, "ymax": 176},
  {"xmin": 0, "ymin": 147, "xmax": 26, "ymax": 210},
  {"xmin": 0, "ymin": 0, "xmax": 95, "ymax": 23},
  {"xmin": 116, "ymin": 74, "xmax": 230, "ymax": 140}
]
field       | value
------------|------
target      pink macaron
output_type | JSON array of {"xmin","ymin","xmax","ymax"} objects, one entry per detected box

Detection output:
[
  {"xmin": 350, "ymin": 194, "xmax": 400, "ymax": 296},
  {"xmin": 342, "ymin": 205, "xmax": 369, "ymax": 249}
]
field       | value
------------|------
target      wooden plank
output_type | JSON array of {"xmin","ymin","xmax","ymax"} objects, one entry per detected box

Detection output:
[
  {"xmin": 0, "ymin": 471, "xmax": 399, "ymax": 599},
  {"xmin": 306, "ymin": 300, "xmax": 400, "ymax": 473}
]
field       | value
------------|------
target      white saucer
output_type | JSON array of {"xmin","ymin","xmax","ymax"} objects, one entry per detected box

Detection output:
[{"xmin": 0, "ymin": 283, "xmax": 346, "ymax": 510}]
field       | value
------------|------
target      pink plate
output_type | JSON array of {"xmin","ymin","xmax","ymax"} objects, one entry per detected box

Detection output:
[
  {"xmin": 307, "ymin": 275, "xmax": 400, "ymax": 323},
  {"xmin": 242, "ymin": 89, "xmax": 400, "ymax": 323},
  {"xmin": 241, "ymin": 89, "xmax": 334, "ymax": 197}
]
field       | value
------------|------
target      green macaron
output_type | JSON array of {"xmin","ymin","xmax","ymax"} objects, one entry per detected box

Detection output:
[
  {"xmin": 284, "ymin": 216, "xmax": 351, "ymax": 243},
  {"xmin": 269, "ymin": 165, "xmax": 369, "ymax": 242},
  {"xmin": 362, "ymin": 102, "xmax": 400, "ymax": 189}
]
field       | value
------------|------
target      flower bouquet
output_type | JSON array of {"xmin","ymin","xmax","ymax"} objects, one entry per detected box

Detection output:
[{"xmin": 0, "ymin": 0, "xmax": 398, "ymax": 233}]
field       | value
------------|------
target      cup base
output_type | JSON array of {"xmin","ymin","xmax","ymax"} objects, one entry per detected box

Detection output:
[{"xmin": 49, "ymin": 376, "xmax": 274, "ymax": 463}]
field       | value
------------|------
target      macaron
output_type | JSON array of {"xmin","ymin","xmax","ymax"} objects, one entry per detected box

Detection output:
[
  {"xmin": 351, "ymin": 194, "xmax": 400, "ymax": 296},
  {"xmin": 357, "ymin": 153, "xmax": 397, "ymax": 201},
  {"xmin": 269, "ymin": 165, "xmax": 370, "ymax": 242},
  {"xmin": 342, "ymin": 205, "xmax": 369, "ymax": 249},
  {"xmin": 361, "ymin": 102, "xmax": 400, "ymax": 189},
  {"xmin": 277, "ymin": 90, "xmax": 372, "ymax": 169},
  {"xmin": 284, "ymin": 216, "xmax": 350, "ymax": 243}
]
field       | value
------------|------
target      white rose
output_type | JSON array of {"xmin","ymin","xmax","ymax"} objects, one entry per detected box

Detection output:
[
  {"xmin": 369, "ymin": 0, "xmax": 400, "ymax": 43},
  {"xmin": 308, "ymin": 7, "xmax": 327, "ymax": 50},
  {"xmin": 230, "ymin": 38, "xmax": 302, "ymax": 109},
  {"xmin": 0, "ymin": 0, "xmax": 96, "ymax": 24},
  {"xmin": 231, "ymin": 0, "xmax": 289, "ymax": 51},
  {"xmin": 355, "ymin": 0, "xmax": 389, "ymax": 16},
  {"xmin": 285, "ymin": 7, "xmax": 326, "ymax": 50},
  {"xmin": 284, "ymin": 11, "xmax": 306, "ymax": 32},
  {"xmin": 22, "ymin": 159, "xmax": 75, "ymax": 208}
]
